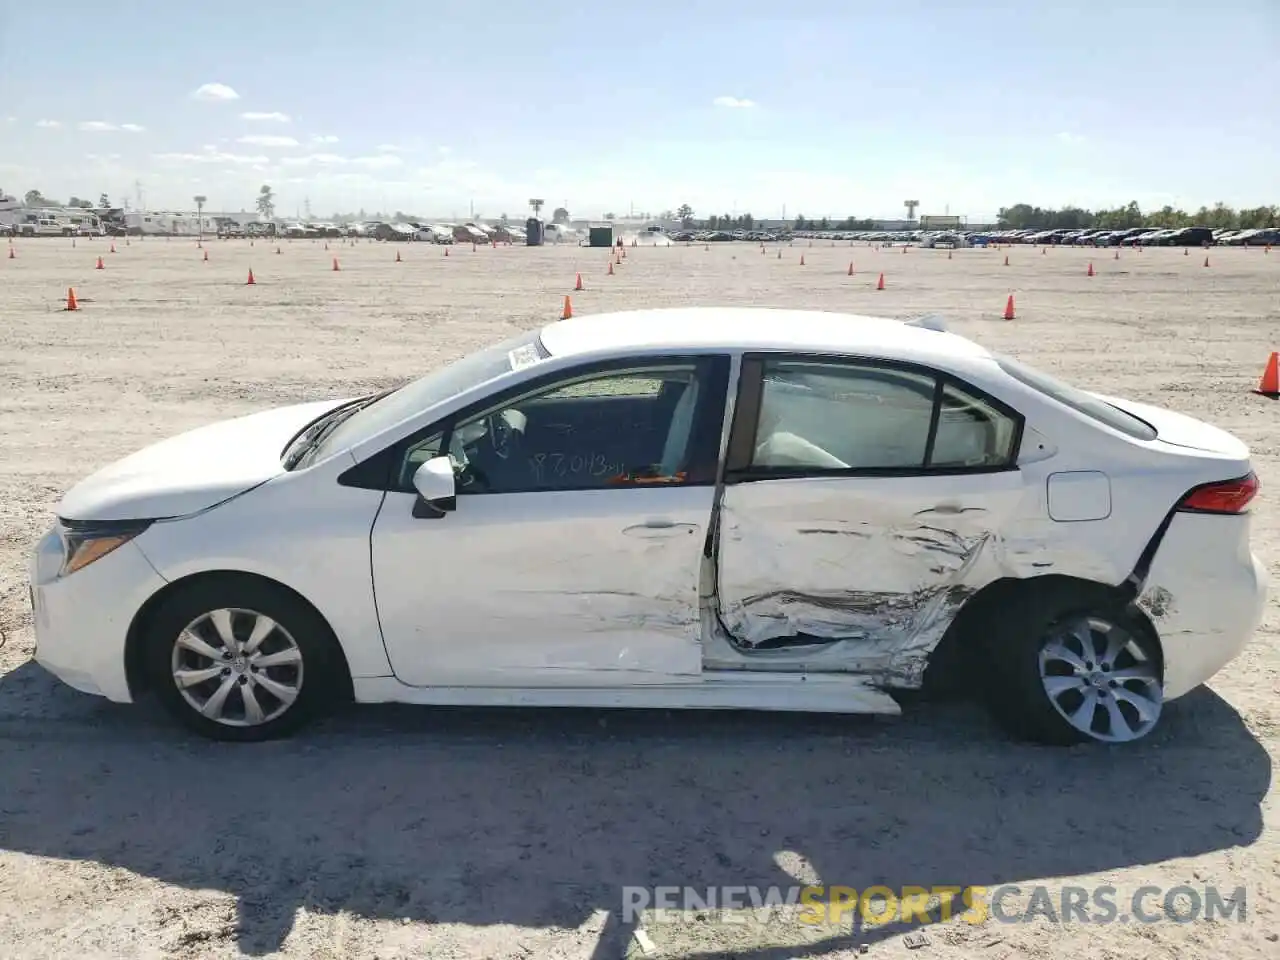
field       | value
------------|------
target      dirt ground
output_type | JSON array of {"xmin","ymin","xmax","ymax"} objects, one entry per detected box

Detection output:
[{"xmin": 0, "ymin": 235, "xmax": 1277, "ymax": 960}]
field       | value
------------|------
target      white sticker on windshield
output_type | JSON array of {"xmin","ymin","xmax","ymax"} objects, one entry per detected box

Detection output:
[{"xmin": 508, "ymin": 343, "xmax": 543, "ymax": 371}]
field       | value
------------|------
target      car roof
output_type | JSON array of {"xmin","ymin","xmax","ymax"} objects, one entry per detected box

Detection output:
[{"xmin": 538, "ymin": 307, "xmax": 994, "ymax": 367}]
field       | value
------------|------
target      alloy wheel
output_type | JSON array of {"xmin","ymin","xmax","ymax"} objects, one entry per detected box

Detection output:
[
  {"xmin": 1038, "ymin": 614, "xmax": 1163, "ymax": 743},
  {"xmin": 170, "ymin": 607, "xmax": 305, "ymax": 727}
]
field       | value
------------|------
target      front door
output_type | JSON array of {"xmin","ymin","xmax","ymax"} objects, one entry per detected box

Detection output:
[
  {"xmin": 715, "ymin": 354, "xmax": 1028, "ymax": 679},
  {"xmin": 371, "ymin": 355, "xmax": 730, "ymax": 687}
]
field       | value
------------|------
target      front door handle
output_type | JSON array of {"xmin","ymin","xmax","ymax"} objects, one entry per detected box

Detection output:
[{"xmin": 622, "ymin": 520, "xmax": 698, "ymax": 538}]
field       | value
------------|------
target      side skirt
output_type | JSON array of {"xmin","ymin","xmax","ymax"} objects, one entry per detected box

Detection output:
[{"xmin": 352, "ymin": 671, "xmax": 902, "ymax": 714}]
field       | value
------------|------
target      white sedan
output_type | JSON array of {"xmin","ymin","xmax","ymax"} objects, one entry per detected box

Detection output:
[{"xmin": 29, "ymin": 308, "xmax": 1267, "ymax": 744}]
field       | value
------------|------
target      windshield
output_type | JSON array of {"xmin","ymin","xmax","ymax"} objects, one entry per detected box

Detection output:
[
  {"xmin": 305, "ymin": 328, "xmax": 549, "ymax": 463},
  {"xmin": 996, "ymin": 354, "xmax": 1157, "ymax": 441}
]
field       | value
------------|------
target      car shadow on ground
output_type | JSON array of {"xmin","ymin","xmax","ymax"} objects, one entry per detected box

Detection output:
[{"xmin": 0, "ymin": 658, "xmax": 1269, "ymax": 958}]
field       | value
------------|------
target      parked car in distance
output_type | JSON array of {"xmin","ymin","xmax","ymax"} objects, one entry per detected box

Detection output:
[{"xmin": 30, "ymin": 309, "xmax": 1267, "ymax": 745}]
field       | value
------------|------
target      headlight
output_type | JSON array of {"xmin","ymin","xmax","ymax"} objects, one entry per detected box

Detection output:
[{"xmin": 58, "ymin": 520, "xmax": 152, "ymax": 577}]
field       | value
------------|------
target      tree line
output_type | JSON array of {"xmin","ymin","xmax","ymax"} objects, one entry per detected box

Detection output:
[{"xmin": 997, "ymin": 201, "xmax": 1278, "ymax": 231}]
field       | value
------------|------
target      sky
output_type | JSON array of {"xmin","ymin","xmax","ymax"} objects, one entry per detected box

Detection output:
[{"xmin": 1, "ymin": 1, "xmax": 1277, "ymax": 221}]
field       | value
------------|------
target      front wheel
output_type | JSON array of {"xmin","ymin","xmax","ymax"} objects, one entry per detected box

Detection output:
[
  {"xmin": 145, "ymin": 578, "xmax": 347, "ymax": 741},
  {"xmin": 984, "ymin": 584, "xmax": 1164, "ymax": 745}
]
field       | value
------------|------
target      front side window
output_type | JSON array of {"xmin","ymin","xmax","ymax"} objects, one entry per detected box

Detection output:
[
  {"xmin": 747, "ymin": 358, "xmax": 1019, "ymax": 474},
  {"xmin": 398, "ymin": 364, "xmax": 710, "ymax": 494}
]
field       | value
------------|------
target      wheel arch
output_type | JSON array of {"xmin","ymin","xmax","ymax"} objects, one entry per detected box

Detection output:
[
  {"xmin": 921, "ymin": 573, "xmax": 1162, "ymax": 696},
  {"xmin": 124, "ymin": 569, "xmax": 355, "ymax": 702}
]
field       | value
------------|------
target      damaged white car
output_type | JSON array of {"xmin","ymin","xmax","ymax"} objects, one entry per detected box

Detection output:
[{"xmin": 30, "ymin": 308, "xmax": 1267, "ymax": 744}]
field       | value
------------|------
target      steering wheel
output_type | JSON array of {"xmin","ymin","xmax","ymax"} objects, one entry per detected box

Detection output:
[{"xmin": 488, "ymin": 410, "xmax": 517, "ymax": 459}]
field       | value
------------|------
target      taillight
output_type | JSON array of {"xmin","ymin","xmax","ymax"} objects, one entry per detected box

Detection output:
[{"xmin": 1177, "ymin": 472, "xmax": 1259, "ymax": 514}]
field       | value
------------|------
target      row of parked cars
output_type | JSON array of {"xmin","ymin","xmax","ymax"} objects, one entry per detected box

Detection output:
[{"xmin": 983, "ymin": 226, "xmax": 1280, "ymax": 247}]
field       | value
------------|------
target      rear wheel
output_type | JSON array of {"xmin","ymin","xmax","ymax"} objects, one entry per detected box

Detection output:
[
  {"xmin": 145, "ymin": 578, "xmax": 347, "ymax": 741},
  {"xmin": 984, "ymin": 583, "xmax": 1164, "ymax": 745}
]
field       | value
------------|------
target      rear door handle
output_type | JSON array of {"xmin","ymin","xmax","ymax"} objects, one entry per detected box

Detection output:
[{"xmin": 623, "ymin": 520, "xmax": 699, "ymax": 538}]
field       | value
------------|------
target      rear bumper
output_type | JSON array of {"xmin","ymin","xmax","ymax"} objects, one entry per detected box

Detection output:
[{"xmin": 1138, "ymin": 513, "xmax": 1268, "ymax": 700}]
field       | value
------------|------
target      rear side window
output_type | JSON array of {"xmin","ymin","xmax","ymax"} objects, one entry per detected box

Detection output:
[
  {"xmin": 747, "ymin": 359, "xmax": 1020, "ymax": 474},
  {"xmin": 995, "ymin": 355, "xmax": 1157, "ymax": 441}
]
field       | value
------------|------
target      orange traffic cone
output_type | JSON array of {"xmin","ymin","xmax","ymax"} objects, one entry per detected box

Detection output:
[
  {"xmin": 109, "ymin": 242, "xmax": 116, "ymax": 254},
  {"xmin": 561, "ymin": 296, "xmax": 573, "ymax": 320},
  {"xmin": 7, "ymin": 245, "xmax": 13, "ymax": 259},
  {"xmin": 444, "ymin": 247, "xmax": 449, "ymax": 256},
  {"xmin": 1204, "ymin": 256, "xmax": 1210, "ymax": 267},
  {"xmin": 1003, "ymin": 255, "xmax": 1009, "ymax": 266},
  {"xmin": 1114, "ymin": 249, "xmax": 1120, "ymax": 260},
  {"xmin": 1184, "ymin": 247, "xmax": 1189, "ymax": 256},
  {"xmin": 276, "ymin": 246, "xmax": 282, "ymax": 255},
  {"xmin": 902, "ymin": 245, "xmax": 907, "ymax": 254},
  {"xmin": 847, "ymin": 262, "xmax": 854, "ymax": 276},
  {"xmin": 947, "ymin": 249, "xmax": 952, "ymax": 260},
  {"xmin": 64, "ymin": 287, "xmax": 78, "ymax": 311},
  {"xmin": 332, "ymin": 257, "xmax": 340, "ymax": 271},
  {"xmin": 203, "ymin": 249, "xmax": 209, "ymax": 261},
  {"xmin": 324, "ymin": 242, "xmax": 329, "ymax": 251},
  {"xmin": 246, "ymin": 269, "xmax": 256, "ymax": 285},
  {"xmin": 574, "ymin": 272, "xmax": 583, "ymax": 290},
  {"xmin": 1087, "ymin": 262, "xmax": 1094, "ymax": 277},
  {"xmin": 876, "ymin": 272, "xmax": 885, "ymax": 290},
  {"xmin": 472, "ymin": 242, "xmax": 477, "ymax": 252},
  {"xmin": 1003, "ymin": 295, "xmax": 1016, "ymax": 320},
  {"xmin": 395, "ymin": 250, "xmax": 402, "ymax": 263},
  {"xmin": 95, "ymin": 256, "xmax": 104, "ymax": 270},
  {"xmin": 800, "ymin": 254, "xmax": 805, "ymax": 266},
  {"xmin": 1041, "ymin": 247, "xmax": 1046, "ymax": 255},
  {"xmin": 621, "ymin": 247, "xmax": 627, "ymax": 259},
  {"xmin": 777, "ymin": 249, "xmax": 782, "ymax": 259},
  {"xmin": 1255, "ymin": 352, "xmax": 1279, "ymax": 398},
  {"xmin": 607, "ymin": 261, "xmax": 614, "ymax": 276}
]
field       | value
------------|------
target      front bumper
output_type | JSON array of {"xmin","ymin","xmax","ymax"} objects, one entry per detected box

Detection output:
[{"xmin": 29, "ymin": 527, "xmax": 167, "ymax": 703}]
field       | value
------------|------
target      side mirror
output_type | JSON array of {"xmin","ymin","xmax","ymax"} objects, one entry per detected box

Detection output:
[{"xmin": 411, "ymin": 456, "xmax": 457, "ymax": 518}]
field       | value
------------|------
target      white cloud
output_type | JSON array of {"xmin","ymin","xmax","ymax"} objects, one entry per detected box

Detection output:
[
  {"xmin": 237, "ymin": 134, "xmax": 299, "ymax": 147},
  {"xmin": 191, "ymin": 82, "xmax": 240, "ymax": 102},
  {"xmin": 375, "ymin": 143, "xmax": 401, "ymax": 153},
  {"xmin": 78, "ymin": 120, "xmax": 145, "ymax": 132},
  {"xmin": 310, "ymin": 134, "xmax": 339, "ymax": 144},
  {"xmin": 281, "ymin": 153, "xmax": 348, "ymax": 167},
  {"xmin": 713, "ymin": 96, "xmax": 756, "ymax": 108},
  {"xmin": 154, "ymin": 151, "xmax": 269, "ymax": 165},
  {"xmin": 353, "ymin": 155, "xmax": 403, "ymax": 169},
  {"xmin": 35, "ymin": 119, "xmax": 61, "ymax": 128},
  {"xmin": 5, "ymin": 116, "xmax": 15, "ymax": 123},
  {"xmin": 241, "ymin": 111, "xmax": 291, "ymax": 122},
  {"xmin": 1056, "ymin": 132, "xmax": 1085, "ymax": 145}
]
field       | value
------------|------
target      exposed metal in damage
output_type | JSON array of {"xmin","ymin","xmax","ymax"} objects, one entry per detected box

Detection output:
[
  {"xmin": 1137, "ymin": 584, "xmax": 1175, "ymax": 621},
  {"xmin": 713, "ymin": 494, "xmax": 1072, "ymax": 687}
]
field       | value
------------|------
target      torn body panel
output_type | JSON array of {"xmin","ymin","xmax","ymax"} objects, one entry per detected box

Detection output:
[
  {"xmin": 710, "ymin": 466, "xmax": 1153, "ymax": 687},
  {"xmin": 714, "ymin": 474, "xmax": 1031, "ymax": 684}
]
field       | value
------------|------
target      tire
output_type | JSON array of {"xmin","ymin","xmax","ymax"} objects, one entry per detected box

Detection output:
[
  {"xmin": 982, "ymin": 582, "xmax": 1164, "ymax": 746},
  {"xmin": 144, "ymin": 577, "xmax": 348, "ymax": 741}
]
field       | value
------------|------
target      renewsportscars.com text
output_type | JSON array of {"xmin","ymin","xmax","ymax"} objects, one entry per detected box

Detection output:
[{"xmin": 622, "ymin": 883, "xmax": 1246, "ymax": 927}]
